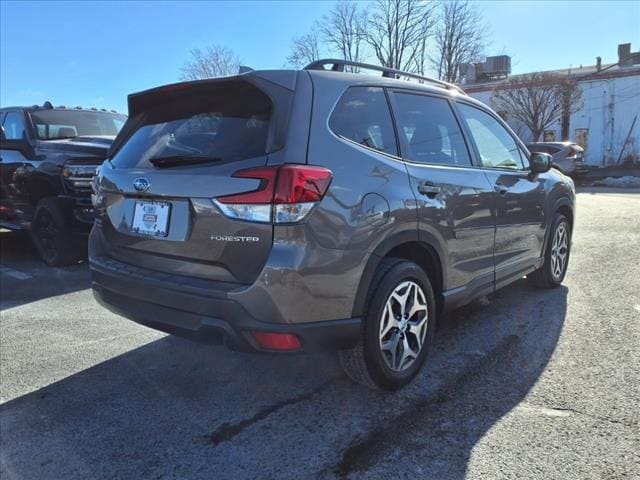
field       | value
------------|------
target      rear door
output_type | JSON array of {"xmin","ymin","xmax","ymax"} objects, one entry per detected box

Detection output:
[
  {"xmin": 455, "ymin": 101, "xmax": 546, "ymax": 286},
  {"xmin": 95, "ymin": 77, "xmax": 295, "ymax": 285},
  {"xmin": 388, "ymin": 90, "xmax": 496, "ymax": 294}
]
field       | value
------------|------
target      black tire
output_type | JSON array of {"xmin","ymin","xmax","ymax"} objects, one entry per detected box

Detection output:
[
  {"xmin": 30, "ymin": 197, "xmax": 82, "ymax": 267},
  {"xmin": 527, "ymin": 213, "xmax": 571, "ymax": 289},
  {"xmin": 339, "ymin": 258, "xmax": 436, "ymax": 391}
]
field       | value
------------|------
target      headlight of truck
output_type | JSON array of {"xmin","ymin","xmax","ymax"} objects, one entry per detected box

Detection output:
[{"xmin": 62, "ymin": 164, "xmax": 100, "ymax": 189}]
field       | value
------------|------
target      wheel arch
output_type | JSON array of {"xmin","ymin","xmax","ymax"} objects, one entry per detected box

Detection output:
[
  {"xmin": 351, "ymin": 230, "xmax": 446, "ymax": 318},
  {"xmin": 26, "ymin": 174, "xmax": 61, "ymax": 209},
  {"xmin": 542, "ymin": 195, "xmax": 574, "ymax": 255}
]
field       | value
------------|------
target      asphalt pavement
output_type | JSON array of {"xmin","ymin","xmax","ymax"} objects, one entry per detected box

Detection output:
[{"xmin": 1, "ymin": 187, "xmax": 639, "ymax": 480}]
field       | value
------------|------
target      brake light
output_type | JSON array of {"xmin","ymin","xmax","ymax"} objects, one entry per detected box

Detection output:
[
  {"xmin": 251, "ymin": 332, "xmax": 301, "ymax": 351},
  {"xmin": 214, "ymin": 165, "xmax": 332, "ymax": 224},
  {"xmin": 566, "ymin": 146, "xmax": 577, "ymax": 159},
  {"xmin": 274, "ymin": 165, "xmax": 332, "ymax": 203},
  {"xmin": 216, "ymin": 167, "xmax": 279, "ymax": 204}
]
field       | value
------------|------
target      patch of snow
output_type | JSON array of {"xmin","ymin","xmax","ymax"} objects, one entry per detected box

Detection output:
[{"xmin": 592, "ymin": 176, "xmax": 640, "ymax": 188}]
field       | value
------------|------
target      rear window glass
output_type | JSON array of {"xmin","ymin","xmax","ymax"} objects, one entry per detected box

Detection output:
[
  {"xmin": 329, "ymin": 87, "xmax": 397, "ymax": 156},
  {"xmin": 111, "ymin": 82, "xmax": 272, "ymax": 169},
  {"xmin": 528, "ymin": 145, "xmax": 559, "ymax": 154},
  {"xmin": 29, "ymin": 110, "xmax": 126, "ymax": 139}
]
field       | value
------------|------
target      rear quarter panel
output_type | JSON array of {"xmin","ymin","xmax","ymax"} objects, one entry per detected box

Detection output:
[{"xmin": 231, "ymin": 74, "xmax": 420, "ymax": 324}]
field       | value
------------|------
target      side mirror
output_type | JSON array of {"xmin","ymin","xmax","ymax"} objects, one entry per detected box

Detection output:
[
  {"xmin": 529, "ymin": 151, "xmax": 552, "ymax": 174},
  {"xmin": 0, "ymin": 132, "xmax": 35, "ymax": 159}
]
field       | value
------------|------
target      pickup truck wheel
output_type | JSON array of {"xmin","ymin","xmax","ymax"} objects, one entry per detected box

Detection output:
[
  {"xmin": 339, "ymin": 258, "xmax": 436, "ymax": 391},
  {"xmin": 528, "ymin": 213, "xmax": 571, "ymax": 288},
  {"xmin": 31, "ymin": 198, "xmax": 82, "ymax": 267}
]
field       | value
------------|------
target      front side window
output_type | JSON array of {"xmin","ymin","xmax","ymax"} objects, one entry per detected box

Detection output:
[
  {"xmin": 3, "ymin": 112, "xmax": 27, "ymax": 140},
  {"xmin": 457, "ymin": 103, "xmax": 525, "ymax": 169},
  {"xmin": 29, "ymin": 110, "xmax": 127, "ymax": 140},
  {"xmin": 392, "ymin": 93, "xmax": 471, "ymax": 166},
  {"xmin": 329, "ymin": 87, "xmax": 397, "ymax": 156}
]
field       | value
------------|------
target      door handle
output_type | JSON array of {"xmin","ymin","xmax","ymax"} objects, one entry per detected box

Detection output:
[
  {"xmin": 417, "ymin": 182, "xmax": 441, "ymax": 198},
  {"xmin": 494, "ymin": 184, "xmax": 508, "ymax": 195}
]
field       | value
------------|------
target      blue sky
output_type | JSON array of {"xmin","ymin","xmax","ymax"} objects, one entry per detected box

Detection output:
[{"xmin": 1, "ymin": 0, "xmax": 639, "ymax": 113}]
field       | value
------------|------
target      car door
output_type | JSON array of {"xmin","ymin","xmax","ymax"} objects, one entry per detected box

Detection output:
[
  {"xmin": 0, "ymin": 110, "xmax": 33, "ymax": 225},
  {"xmin": 455, "ymin": 101, "xmax": 546, "ymax": 287},
  {"xmin": 388, "ymin": 90, "xmax": 496, "ymax": 297}
]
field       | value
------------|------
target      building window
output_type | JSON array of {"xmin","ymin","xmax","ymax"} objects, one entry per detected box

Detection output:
[{"xmin": 575, "ymin": 128, "xmax": 589, "ymax": 150}]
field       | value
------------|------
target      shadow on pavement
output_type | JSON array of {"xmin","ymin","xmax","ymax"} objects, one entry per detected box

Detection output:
[
  {"xmin": 0, "ymin": 230, "xmax": 90, "ymax": 309},
  {"xmin": 0, "ymin": 280, "xmax": 568, "ymax": 480}
]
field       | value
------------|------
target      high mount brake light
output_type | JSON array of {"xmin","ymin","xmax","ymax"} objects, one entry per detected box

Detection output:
[{"xmin": 213, "ymin": 165, "xmax": 332, "ymax": 224}]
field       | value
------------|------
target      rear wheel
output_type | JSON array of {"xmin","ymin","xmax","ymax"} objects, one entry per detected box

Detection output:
[
  {"xmin": 31, "ymin": 197, "xmax": 82, "ymax": 267},
  {"xmin": 339, "ymin": 259, "xmax": 436, "ymax": 390},
  {"xmin": 528, "ymin": 213, "xmax": 571, "ymax": 288}
]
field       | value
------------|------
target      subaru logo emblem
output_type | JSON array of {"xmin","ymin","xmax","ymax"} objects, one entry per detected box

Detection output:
[{"xmin": 133, "ymin": 177, "xmax": 150, "ymax": 192}]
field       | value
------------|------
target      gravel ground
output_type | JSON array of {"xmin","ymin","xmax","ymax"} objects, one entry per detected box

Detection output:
[{"xmin": 1, "ymin": 187, "xmax": 639, "ymax": 480}]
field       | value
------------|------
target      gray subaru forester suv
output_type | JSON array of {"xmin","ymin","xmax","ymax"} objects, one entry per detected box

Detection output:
[{"xmin": 90, "ymin": 60, "xmax": 575, "ymax": 390}]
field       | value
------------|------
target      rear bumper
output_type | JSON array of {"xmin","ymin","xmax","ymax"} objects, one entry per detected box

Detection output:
[
  {"xmin": 572, "ymin": 164, "xmax": 589, "ymax": 176},
  {"xmin": 90, "ymin": 256, "xmax": 361, "ymax": 353}
]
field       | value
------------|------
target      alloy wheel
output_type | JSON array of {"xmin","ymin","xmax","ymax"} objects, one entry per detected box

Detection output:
[
  {"xmin": 35, "ymin": 209, "xmax": 59, "ymax": 261},
  {"xmin": 379, "ymin": 280, "xmax": 429, "ymax": 372},
  {"xmin": 550, "ymin": 222, "xmax": 569, "ymax": 280}
]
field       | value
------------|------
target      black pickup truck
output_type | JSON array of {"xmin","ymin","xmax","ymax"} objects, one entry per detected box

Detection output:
[{"xmin": 0, "ymin": 102, "xmax": 126, "ymax": 265}]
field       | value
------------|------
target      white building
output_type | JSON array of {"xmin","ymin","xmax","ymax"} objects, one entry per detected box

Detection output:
[{"xmin": 462, "ymin": 44, "xmax": 640, "ymax": 166}]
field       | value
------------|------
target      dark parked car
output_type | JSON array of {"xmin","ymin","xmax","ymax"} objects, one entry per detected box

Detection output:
[
  {"xmin": 90, "ymin": 60, "xmax": 575, "ymax": 390},
  {"xmin": 526, "ymin": 141, "xmax": 588, "ymax": 177},
  {"xmin": 0, "ymin": 103, "xmax": 126, "ymax": 265}
]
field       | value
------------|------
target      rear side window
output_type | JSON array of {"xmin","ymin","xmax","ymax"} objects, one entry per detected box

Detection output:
[
  {"xmin": 111, "ymin": 81, "xmax": 272, "ymax": 169},
  {"xmin": 329, "ymin": 87, "xmax": 397, "ymax": 156},
  {"xmin": 392, "ymin": 93, "xmax": 471, "ymax": 166}
]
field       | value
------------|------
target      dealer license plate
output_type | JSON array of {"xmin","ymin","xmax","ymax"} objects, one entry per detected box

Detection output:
[{"xmin": 132, "ymin": 200, "xmax": 171, "ymax": 237}]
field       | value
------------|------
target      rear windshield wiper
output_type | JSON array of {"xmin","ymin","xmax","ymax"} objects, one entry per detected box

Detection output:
[{"xmin": 148, "ymin": 155, "xmax": 223, "ymax": 168}]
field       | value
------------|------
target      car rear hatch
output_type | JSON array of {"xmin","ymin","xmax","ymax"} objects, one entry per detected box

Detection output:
[{"xmin": 94, "ymin": 74, "xmax": 300, "ymax": 285}]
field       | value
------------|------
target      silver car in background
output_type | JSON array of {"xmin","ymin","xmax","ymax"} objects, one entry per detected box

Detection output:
[{"xmin": 526, "ymin": 142, "xmax": 588, "ymax": 177}]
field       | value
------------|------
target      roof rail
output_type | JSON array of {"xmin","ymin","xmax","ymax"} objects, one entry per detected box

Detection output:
[{"xmin": 304, "ymin": 59, "xmax": 467, "ymax": 95}]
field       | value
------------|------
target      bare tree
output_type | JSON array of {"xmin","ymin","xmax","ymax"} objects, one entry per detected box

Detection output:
[
  {"xmin": 433, "ymin": 0, "xmax": 485, "ymax": 82},
  {"xmin": 365, "ymin": 0, "xmax": 435, "ymax": 73},
  {"xmin": 287, "ymin": 30, "xmax": 322, "ymax": 68},
  {"xmin": 491, "ymin": 73, "xmax": 584, "ymax": 142},
  {"xmin": 180, "ymin": 44, "xmax": 241, "ymax": 80},
  {"xmin": 320, "ymin": 0, "xmax": 367, "ymax": 65}
]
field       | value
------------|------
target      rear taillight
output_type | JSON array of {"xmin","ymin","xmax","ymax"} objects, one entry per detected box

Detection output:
[
  {"xmin": 213, "ymin": 164, "xmax": 332, "ymax": 224},
  {"xmin": 566, "ymin": 146, "xmax": 578, "ymax": 159}
]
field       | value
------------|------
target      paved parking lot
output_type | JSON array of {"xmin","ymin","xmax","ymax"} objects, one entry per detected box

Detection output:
[{"xmin": 1, "ymin": 188, "xmax": 639, "ymax": 480}]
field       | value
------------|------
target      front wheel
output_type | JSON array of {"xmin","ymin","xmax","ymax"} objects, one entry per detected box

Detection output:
[
  {"xmin": 528, "ymin": 213, "xmax": 571, "ymax": 288},
  {"xmin": 30, "ymin": 197, "xmax": 82, "ymax": 267},
  {"xmin": 339, "ymin": 259, "xmax": 436, "ymax": 390}
]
